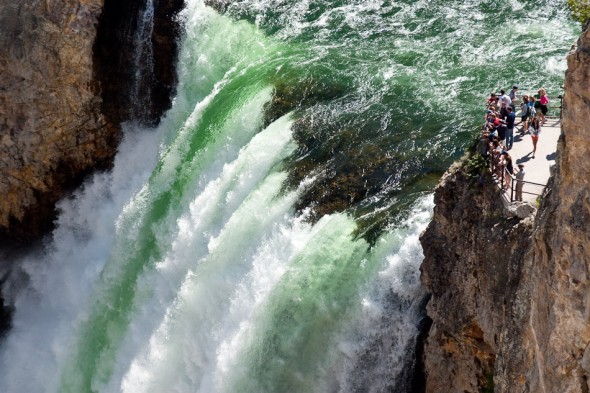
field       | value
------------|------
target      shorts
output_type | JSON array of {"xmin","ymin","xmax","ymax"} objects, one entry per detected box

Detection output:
[
  {"xmin": 521, "ymin": 115, "xmax": 528, "ymax": 122},
  {"xmin": 540, "ymin": 105, "xmax": 548, "ymax": 115}
]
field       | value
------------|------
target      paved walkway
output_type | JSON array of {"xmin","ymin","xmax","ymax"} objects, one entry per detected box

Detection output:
[{"xmin": 502, "ymin": 117, "xmax": 561, "ymax": 203}]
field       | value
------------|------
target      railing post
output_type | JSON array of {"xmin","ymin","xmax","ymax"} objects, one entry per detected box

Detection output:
[{"xmin": 511, "ymin": 175, "xmax": 515, "ymax": 202}]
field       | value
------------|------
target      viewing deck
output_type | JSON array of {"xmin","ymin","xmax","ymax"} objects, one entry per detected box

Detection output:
[
  {"xmin": 487, "ymin": 95, "xmax": 562, "ymax": 204},
  {"xmin": 508, "ymin": 117, "xmax": 561, "ymax": 203}
]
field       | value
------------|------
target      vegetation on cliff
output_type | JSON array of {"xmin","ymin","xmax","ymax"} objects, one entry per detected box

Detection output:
[{"xmin": 568, "ymin": 0, "xmax": 590, "ymax": 26}]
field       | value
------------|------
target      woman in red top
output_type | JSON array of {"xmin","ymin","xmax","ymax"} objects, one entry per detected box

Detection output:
[{"xmin": 538, "ymin": 88, "xmax": 549, "ymax": 125}]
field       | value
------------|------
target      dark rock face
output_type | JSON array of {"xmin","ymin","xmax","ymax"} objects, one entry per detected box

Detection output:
[
  {"xmin": 0, "ymin": 0, "xmax": 185, "ymax": 335},
  {"xmin": 94, "ymin": 0, "xmax": 184, "ymax": 127},
  {"xmin": 0, "ymin": 1, "xmax": 113, "ymax": 243}
]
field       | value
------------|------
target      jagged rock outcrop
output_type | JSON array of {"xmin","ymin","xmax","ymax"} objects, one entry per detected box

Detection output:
[
  {"xmin": 421, "ymin": 24, "xmax": 590, "ymax": 393},
  {"xmin": 0, "ymin": 0, "xmax": 183, "ymax": 243},
  {"xmin": 420, "ymin": 162, "xmax": 534, "ymax": 392}
]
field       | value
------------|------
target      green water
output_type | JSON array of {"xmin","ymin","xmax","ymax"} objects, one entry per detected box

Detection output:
[
  {"xmin": 0, "ymin": 1, "xmax": 579, "ymax": 393},
  {"xmin": 60, "ymin": 1, "xmax": 580, "ymax": 391},
  {"xmin": 65, "ymin": 0, "xmax": 580, "ymax": 391},
  {"xmin": 215, "ymin": 0, "xmax": 579, "ymax": 239}
]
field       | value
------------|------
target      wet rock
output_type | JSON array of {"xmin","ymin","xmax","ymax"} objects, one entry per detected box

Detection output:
[{"xmin": 94, "ymin": 0, "xmax": 184, "ymax": 126}]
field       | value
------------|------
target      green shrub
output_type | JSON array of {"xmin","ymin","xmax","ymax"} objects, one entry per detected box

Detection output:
[
  {"xmin": 463, "ymin": 153, "xmax": 488, "ymax": 184},
  {"xmin": 568, "ymin": 0, "xmax": 590, "ymax": 26}
]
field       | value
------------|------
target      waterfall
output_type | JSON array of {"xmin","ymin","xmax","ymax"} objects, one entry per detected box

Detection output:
[
  {"xmin": 0, "ymin": 0, "xmax": 578, "ymax": 392},
  {"xmin": 131, "ymin": 0, "xmax": 156, "ymax": 121}
]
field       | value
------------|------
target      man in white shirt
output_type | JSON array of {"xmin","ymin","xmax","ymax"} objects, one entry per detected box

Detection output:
[{"xmin": 498, "ymin": 89, "xmax": 512, "ymax": 109}]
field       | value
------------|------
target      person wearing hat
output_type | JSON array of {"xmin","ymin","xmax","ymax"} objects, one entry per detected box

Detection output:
[{"xmin": 515, "ymin": 163, "xmax": 525, "ymax": 201}]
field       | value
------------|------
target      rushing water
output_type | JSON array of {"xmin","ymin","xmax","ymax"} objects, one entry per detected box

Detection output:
[{"xmin": 0, "ymin": 1, "xmax": 579, "ymax": 392}]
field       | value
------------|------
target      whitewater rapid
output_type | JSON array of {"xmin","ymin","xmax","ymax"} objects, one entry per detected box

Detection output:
[{"xmin": 0, "ymin": 0, "xmax": 579, "ymax": 392}]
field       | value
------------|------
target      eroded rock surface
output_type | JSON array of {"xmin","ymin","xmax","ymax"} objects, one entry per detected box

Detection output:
[
  {"xmin": 517, "ymin": 24, "xmax": 590, "ymax": 393},
  {"xmin": 0, "ymin": 0, "xmax": 183, "ymax": 243},
  {"xmin": 0, "ymin": 1, "xmax": 113, "ymax": 241},
  {"xmin": 420, "ymin": 162, "xmax": 534, "ymax": 392}
]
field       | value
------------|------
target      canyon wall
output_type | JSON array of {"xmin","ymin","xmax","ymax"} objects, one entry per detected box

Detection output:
[
  {"xmin": 0, "ymin": 0, "xmax": 183, "ymax": 243},
  {"xmin": 0, "ymin": 1, "xmax": 112, "ymax": 242},
  {"xmin": 421, "ymin": 24, "xmax": 590, "ymax": 393},
  {"xmin": 420, "ymin": 162, "xmax": 535, "ymax": 392}
]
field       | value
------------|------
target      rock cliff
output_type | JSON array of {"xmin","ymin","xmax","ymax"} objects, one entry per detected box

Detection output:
[
  {"xmin": 420, "ymin": 24, "xmax": 590, "ymax": 393},
  {"xmin": 420, "ymin": 161, "xmax": 534, "ymax": 392},
  {"xmin": 0, "ymin": 0, "xmax": 183, "ymax": 243},
  {"xmin": 0, "ymin": 1, "xmax": 112, "ymax": 241}
]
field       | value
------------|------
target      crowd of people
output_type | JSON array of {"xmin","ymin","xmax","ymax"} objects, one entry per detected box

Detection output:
[{"xmin": 476, "ymin": 85, "xmax": 551, "ymax": 201}]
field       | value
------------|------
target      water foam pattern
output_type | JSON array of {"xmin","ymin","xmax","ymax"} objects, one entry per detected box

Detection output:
[{"xmin": 0, "ymin": 1, "xmax": 579, "ymax": 392}]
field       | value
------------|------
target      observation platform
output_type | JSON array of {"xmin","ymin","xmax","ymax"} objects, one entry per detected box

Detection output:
[
  {"xmin": 487, "ymin": 95, "xmax": 562, "ymax": 204},
  {"xmin": 508, "ymin": 117, "xmax": 561, "ymax": 203}
]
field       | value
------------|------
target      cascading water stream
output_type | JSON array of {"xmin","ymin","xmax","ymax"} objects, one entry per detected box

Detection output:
[
  {"xmin": 0, "ymin": 1, "xmax": 579, "ymax": 392},
  {"xmin": 130, "ymin": 0, "xmax": 156, "ymax": 120}
]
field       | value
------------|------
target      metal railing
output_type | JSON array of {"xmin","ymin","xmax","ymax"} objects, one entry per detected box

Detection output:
[
  {"xmin": 487, "ymin": 94, "xmax": 563, "ymax": 120},
  {"xmin": 502, "ymin": 167, "xmax": 547, "ymax": 203},
  {"xmin": 483, "ymin": 147, "xmax": 547, "ymax": 203}
]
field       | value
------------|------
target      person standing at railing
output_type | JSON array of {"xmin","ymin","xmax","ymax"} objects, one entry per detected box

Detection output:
[
  {"xmin": 520, "ymin": 96, "xmax": 530, "ymax": 134},
  {"xmin": 530, "ymin": 116, "xmax": 542, "ymax": 159},
  {"xmin": 498, "ymin": 89, "xmax": 512, "ymax": 110},
  {"xmin": 497, "ymin": 118, "xmax": 507, "ymax": 146},
  {"xmin": 506, "ymin": 106, "xmax": 516, "ymax": 149},
  {"xmin": 499, "ymin": 101, "xmax": 509, "ymax": 120},
  {"xmin": 515, "ymin": 164, "xmax": 525, "ymax": 202},
  {"xmin": 487, "ymin": 93, "xmax": 498, "ymax": 108},
  {"xmin": 501, "ymin": 152, "xmax": 514, "ymax": 191},
  {"xmin": 539, "ymin": 88, "xmax": 549, "ymax": 125}
]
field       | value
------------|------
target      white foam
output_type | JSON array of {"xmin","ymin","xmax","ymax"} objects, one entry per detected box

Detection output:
[{"xmin": 0, "ymin": 124, "xmax": 164, "ymax": 393}]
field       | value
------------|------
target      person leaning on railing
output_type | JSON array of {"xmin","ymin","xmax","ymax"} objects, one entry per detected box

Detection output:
[{"xmin": 501, "ymin": 152, "xmax": 514, "ymax": 191}]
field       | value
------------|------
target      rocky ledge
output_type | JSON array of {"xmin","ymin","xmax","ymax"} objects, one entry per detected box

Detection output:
[{"xmin": 420, "ymin": 23, "xmax": 590, "ymax": 393}]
